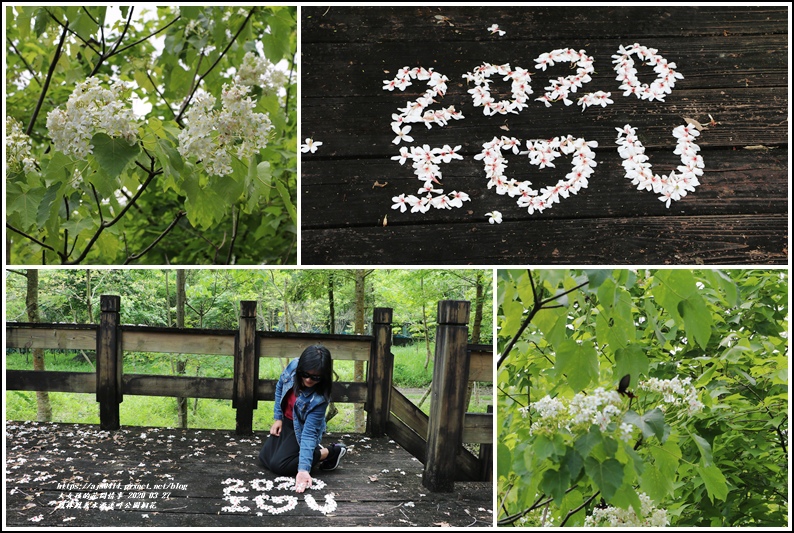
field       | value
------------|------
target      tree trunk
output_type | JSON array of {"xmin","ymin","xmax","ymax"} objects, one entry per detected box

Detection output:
[
  {"xmin": 328, "ymin": 272, "xmax": 335, "ymax": 334},
  {"xmin": 175, "ymin": 269, "xmax": 188, "ymax": 428},
  {"xmin": 422, "ymin": 275, "xmax": 432, "ymax": 369},
  {"xmin": 353, "ymin": 270, "xmax": 367, "ymax": 432},
  {"xmin": 85, "ymin": 269, "xmax": 93, "ymax": 323},
  {"xmin": 463, "ymin": 271, "xmax": 486, "ymax": 412},
  {"xmin": 26, "ymin": 270, "xmax": 52, "ymax": 422}
]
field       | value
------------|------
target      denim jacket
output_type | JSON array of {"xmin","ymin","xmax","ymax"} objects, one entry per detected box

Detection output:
[{"xmin": 273, "ymin": 358, "xmax": 328, "ymax": 472}]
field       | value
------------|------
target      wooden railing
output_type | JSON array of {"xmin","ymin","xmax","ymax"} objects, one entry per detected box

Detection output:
[{"xmin": 6, "ymin": 296, "xmax": 493, "ymax": 492}]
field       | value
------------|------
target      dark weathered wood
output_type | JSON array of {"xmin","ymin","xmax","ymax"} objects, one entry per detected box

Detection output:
[
  {"xmin": 303, "ymin": 7, "xmax": 788, "ymax": 43},
  {"xmin": 6, "ymin": 323, "xmax": 98, "ymax": 350},
  {"xmin": 233, "ymin": 301, "xmax": 259, "ymax": 435},
  {"xmin": 468, "ymin": 345, "xmax": 493, "ymax": 382},
  {"xmin": 259, "ymin": 332, "xmax": 373, "ymax": 361},
  {"xmin": 97, "ymin": 295, "xmax": 122, "ymax": 430},
  {"xmin": 6, "ymin": 369, "xmax": 95, "ymax": 393},
  {"xmin": 300, "ymin": 6, "xmax": 788, "ymax": 265},
  {"xmin": 387, "ymin": 417, "xmax": 427, "ymax": 465},
  {"xmin": 366, "ymin": 308, "xmax": 394, "ymax": 436},
  {"xmin": 302, "ymin": 213, "xmax": 788, "ymax": 265},
  {"xmin": 479, "ymin": 405, "xmax": 493, "ymax": 482},
  {"xmin": 122, "ymin": 328, "xmax": 235, "ymax": 355},
  {"xmin": 462, "ymin": 413, "xmax": 493, "ymax": 444},
  {"xmin": 4, "ymin": 421, "xmax": 493, "ymax": 527},
  {"xmin": 423, "ymin": 300, "xmax": 472, "ymax": 492},
  {"xmin": 390, "ymin": 387, "xmax": 429, "ymax": 440}
]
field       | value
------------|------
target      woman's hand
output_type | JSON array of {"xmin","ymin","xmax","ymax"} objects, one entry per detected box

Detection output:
[
  {"xmin": 295, "ymin": 470, "xmax": 312, "ymax": 493},
  {"xmin": 269, "ymin": 420, "xmax": 282, "ymax": 436}
]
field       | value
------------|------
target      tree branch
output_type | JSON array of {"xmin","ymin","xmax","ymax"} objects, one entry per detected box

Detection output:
[
  {"xmin": 497, "ymin": 272, "xmax": 588, "ymax": 369},
  {"xmin": 26, "ymin": 21, "xmax": 69, "ymax": 136},
  {"xmin": 175, "ymin": 7, "xmax": 258, "ymax": 124},
  {"xmin": 559, "ymin": 490, "xmax": 599, "ymax": 526},
  {"xmin": 64, "ymin": 162, "xmax": 161, "ymax": 264}
]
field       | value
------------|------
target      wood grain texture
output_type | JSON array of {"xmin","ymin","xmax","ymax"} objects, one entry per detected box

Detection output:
[
  {"xmin": 5, "ymin": 421, "xmax": 492, "ymax": 527},
  {"xmin": 300, "ymin": 6, "xmax": 788, "ymax": 265}
]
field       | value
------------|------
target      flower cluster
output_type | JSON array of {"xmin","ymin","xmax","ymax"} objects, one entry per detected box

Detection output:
[
  {"xmin": 6, "ymin": 117, "xmax": 37, "ymax": 174},
  {"xmin": 384, "ymin": 66, "xmax": 464, "ymax": 134},
  {"xmin": 305, "ymin": 493, "xmax": 338, "ymax": 515},
  {"xmin": 178, "ymin": 82, "xmax": 273, "ymax": 176},
  {"xmin": 584, "ymin": 492, "xmax": 670, "ymax": 527},
  {"xmin": 234, "ymin": 51, "xmax": 289, "ymax": 93},
  {"xmin": 476, "ymin": 135, "xmax": 598, "ymax": 215},
  {"xmin": 534, "ymin": 48, "xmax": 611, "ymax": 111},
  {"xmin": 391, "ymin": 144, "xmax": 470, "ymax": 213},
  {"xmin": 253, "ymin": 494, "xmax": 298, "ymax": 514},
  {"xmin": 616, "ymin": 123, "xmax": 704, "ymax": 207},
  {"xmin": 527, "ymin": 387, "xmax": 624, "ymax": 436},
  {"xmin": 463, "ymin": 63, "xmax": 533, "ymax": 116},
  {"xmin": 46, "ymin": 77, "xmax": 139, "ymax": 159},
  {"xmin": 613, "ymin": 43, "xmax": 684, "ymax": 102},
  {"xmin": 639, "ymin": 376, "xmax": 704, "ymax": 414}
]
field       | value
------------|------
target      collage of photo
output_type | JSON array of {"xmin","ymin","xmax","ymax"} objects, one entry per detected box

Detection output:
[{"xmin": 4, "ymin": 4, "xmax": 790, "ymax": 530}]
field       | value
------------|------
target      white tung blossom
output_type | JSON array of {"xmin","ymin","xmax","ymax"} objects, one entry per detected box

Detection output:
[
  {"xmin": 46, "ymin": 77, "xmax": 139, "ymax": 159},
  {"xmin": 584, "ymin": 492, "xmax": 669, "ymax": 527},
  {"xmin": 6, "ymin": 117, "xmax": 38, "ymax": 174},
  {"xmin": 178, "ymin": 82, "xmax": 273, "ymax": 176}
]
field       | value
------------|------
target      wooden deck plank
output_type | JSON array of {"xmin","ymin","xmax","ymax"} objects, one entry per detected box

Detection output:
[
  {"xmin": 300, "ymin": 6, "xmax": 788, "ymax": 265},
  {"xmin": 4, "ymin": 420, "xmax": 492, "ymax": 527}
]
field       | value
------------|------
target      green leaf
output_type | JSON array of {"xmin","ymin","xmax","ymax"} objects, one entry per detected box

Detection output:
[
  {"xmin": 678, "ymin": 293, "xmax": 713, "ymax": 349},
  {"xmin": 614, "ymin": 345, "xmax": 649, "ymax": 388},
  {"xmin": 640, "ymin": 463, "xmax": 674, "ymax": 501},
  {"xmin": 610, "ymin": 482, "xmax": 644, "ymax": 518},
  {"xmin": 555, "ymin": 339, "xmax": 599, "ymax": 392},
  {"xmin": 256, "ymin": 161, "xmax": 272, "ymax": 202},
  {"xmin": 497, "ymin": 442, "xmax": 512, "ymax": 480},
  {"xmin": 574, "ymin": 426, "xmax": 602, "ymax": 458},
  {"xmin": 274, "ymin": 179, "xmax": 296, "ymax": 224},
  {"xmin": 540, "ymin": 465, "xmax": 570, "ymax": 506},
  {"xmin": 689, "ymin": 431, "xmax": 713, "ymax": 466},
  {"xmin": 91, "ymin": 133, "xmax": 140, "ymax": 178},
  {"xmin": 697, "ymin": 464, "xmax": 729, "ymax": 503},
  {"xmin": 624, "ymin": 408, "xmax": 666, "ymax": 441},
  {"xmin": 7, "ymin": 184, "xmax": 45, "ymax": 228},
  {"xmin": 584, "ymin": 457, "xmax": 624, "ymax": 501}
]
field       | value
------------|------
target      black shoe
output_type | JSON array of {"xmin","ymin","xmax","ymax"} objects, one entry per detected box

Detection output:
[{"xmin": 319, "ymin": 444, "xmax": 347, "ymax": 471}]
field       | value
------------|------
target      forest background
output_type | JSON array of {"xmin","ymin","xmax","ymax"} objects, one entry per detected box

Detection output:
[{"xmin": 5, "ymin": 268, "xmax": 493, "ymax": 434}]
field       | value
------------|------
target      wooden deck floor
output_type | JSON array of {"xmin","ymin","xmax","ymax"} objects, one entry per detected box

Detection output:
[
  {"xmin": 300, "ymin": 6, "xmax": 788, "ymax": 265},
  {"xmin": 4, "ymin": 421, "xmax": 493, "ymax": 527}
]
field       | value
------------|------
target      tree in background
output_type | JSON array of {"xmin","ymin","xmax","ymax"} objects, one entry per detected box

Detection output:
[
  {"xmin": 6, "ymin": 6, "xmax": 297, "ymax": 264},
  {"xmin": 497, "ymin": 269, "xmax": 788, "ymax": 527}
]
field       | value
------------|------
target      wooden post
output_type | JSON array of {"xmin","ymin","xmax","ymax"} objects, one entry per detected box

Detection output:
[
  {"xmin": 366, "ymin": 308, "xmax": 393, "ymax": 436},
  {"xmin": 422, "ymin": 300, "xmax": 471, "ymax": 492},
  {"xmin": 233, "ymin": 301, "xmax": 259, "ymax": 435},
  {"xmin": 479, "ymin": 405, "xmax": 493, "ymax": 481},
  {"xmin": 96, "ymin": 295, "xmax": 122, "ymax": 430}
]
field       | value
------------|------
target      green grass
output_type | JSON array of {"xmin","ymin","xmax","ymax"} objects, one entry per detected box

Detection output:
[{"xmin": 5, "ymin": 346, "xmax": 491, "ymax": 430}]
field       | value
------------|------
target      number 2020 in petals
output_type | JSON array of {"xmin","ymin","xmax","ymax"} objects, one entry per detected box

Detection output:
[{"xmin": 384, "ymin": 43, "xmax": 703, "ymax": 220}]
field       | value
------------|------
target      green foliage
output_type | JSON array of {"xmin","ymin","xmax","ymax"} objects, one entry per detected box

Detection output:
[
  {"xmin": 498, "ymin": 269, "xmax": 788, "ymax": 527},
  {"xmin": 6, "ymin": 6, "xmax": 297, "ymax": 264}
]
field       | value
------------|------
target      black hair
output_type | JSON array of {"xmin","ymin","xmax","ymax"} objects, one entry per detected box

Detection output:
[{"xmin": 294, "ymin": 344, "xmax": 333, "ymax": 402}]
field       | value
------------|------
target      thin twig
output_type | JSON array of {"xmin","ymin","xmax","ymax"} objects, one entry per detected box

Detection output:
[
  {"xmin": 6, "ymin": 224, "xmax": 57, "ymax": 253},
  {"xmin": 7, "ymin": 37, "xmax": 41, "ymax": 86},
  {"xmin": 559, "ymin": 490, "xmax": 599, "ymax": 526},
  {"xmin": 124, "ymin": 211, "xmax": 186, "ymax": 264},
  {"xmin": 225, "ymin": 205, "xmax": 239, "ymax": 265},
  {"xmin": 115, "ymin": 15, "xmax": 181, "ymax": 56}
]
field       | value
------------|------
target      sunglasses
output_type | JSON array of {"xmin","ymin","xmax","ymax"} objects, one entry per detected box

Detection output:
[{"xmin": 298, "ymin": 371, "xmax": 322, "ymax": 382}]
